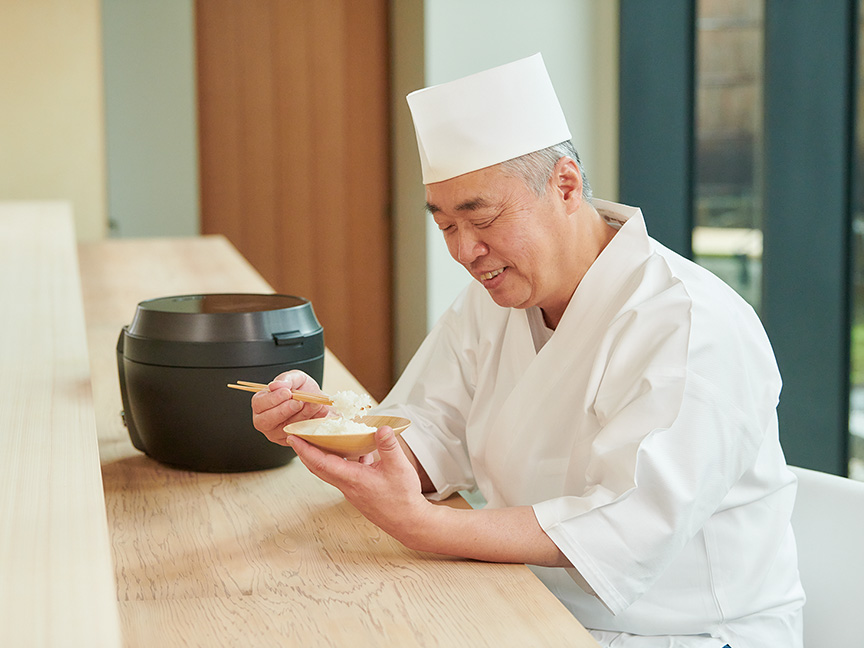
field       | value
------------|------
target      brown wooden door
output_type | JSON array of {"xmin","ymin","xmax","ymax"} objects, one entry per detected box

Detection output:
[{"xmin": 196, "ymin": 0, "xmax": 392, "ymax": 400}]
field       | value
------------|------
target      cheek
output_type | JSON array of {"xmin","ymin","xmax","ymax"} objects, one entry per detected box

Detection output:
[
  {"xmin": 504, "ymin": 235, "xmax": 539, "ymax": 268},
  {"xmin": 489, "ymin": 230, "xmax": 521, "ymax": 258}
]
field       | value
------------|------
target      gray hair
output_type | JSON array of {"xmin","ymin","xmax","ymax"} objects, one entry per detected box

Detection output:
[{"xmin": 499, "ymin": 141, "xmax": 593, "ymax": 202}]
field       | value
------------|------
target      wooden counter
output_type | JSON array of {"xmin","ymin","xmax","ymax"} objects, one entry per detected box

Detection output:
[
  {"xmin": 0, "ymin": 203, "xmax": 122, "ymax": 647},
  {"xmin": 78, "ymin": 235, "xmax": 599, "ymax": 647}
]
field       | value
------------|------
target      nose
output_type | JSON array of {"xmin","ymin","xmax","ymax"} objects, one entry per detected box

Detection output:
[{"xmin": 449, "ymin": 228, "xmax": 488, "ymax": 265}]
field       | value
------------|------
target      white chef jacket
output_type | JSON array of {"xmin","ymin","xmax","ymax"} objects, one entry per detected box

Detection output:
[{"xmin": 375, "ymin": 200, "xmax": 804, "ymax": 647}]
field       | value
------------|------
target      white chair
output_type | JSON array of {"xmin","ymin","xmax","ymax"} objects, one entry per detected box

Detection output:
[{"xmin": 789, "ymin": 465, "xmax": 864, "ymax": 647}]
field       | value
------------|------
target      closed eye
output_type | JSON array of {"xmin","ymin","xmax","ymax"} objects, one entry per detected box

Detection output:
[
  {"xmin": 474, "ymin": 216, "xmax": 498, "ymax": 229},
  {"xmin": 434, "ymin": 215, "xmax": 497, "ymax": 233}
]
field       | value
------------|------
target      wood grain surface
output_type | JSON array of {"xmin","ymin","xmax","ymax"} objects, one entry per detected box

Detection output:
[
  {"xmin": 195, "ymin": 0, "xmax": 393, "ymax": 402},
  {"xmin": 77, "ymin": 234, "xmax": 599, "ymax": 647},
  {"xmin": 0, "ymin": 202, "xmax": 122, "ymax": 647}
]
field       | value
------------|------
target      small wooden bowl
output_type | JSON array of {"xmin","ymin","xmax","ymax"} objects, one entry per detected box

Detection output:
[{"xmin": 284, "ymin": 415, "xmax": 411, "ymax": 458}]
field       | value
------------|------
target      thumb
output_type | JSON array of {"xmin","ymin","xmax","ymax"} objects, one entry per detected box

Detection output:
[{"xmin": 374, "ymin": 426, "xmax": 401, "ymax": 459}]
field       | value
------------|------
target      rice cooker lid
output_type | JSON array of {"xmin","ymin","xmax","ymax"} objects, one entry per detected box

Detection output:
[{"xmin": 121, "ymin": 293, "xmax": 324, "ymax": 367}]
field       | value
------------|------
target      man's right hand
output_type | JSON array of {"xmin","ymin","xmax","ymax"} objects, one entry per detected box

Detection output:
[{"xmin": 251, "ymin": 369, "xmax": 329, "ymax": 445}]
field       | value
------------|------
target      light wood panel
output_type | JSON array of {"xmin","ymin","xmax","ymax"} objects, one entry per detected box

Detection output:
[
  {"xmin": 78, "ymin": 235, "xmax": 599, "ymax": 647},
  {"xmin": 0, "ymin": 202, "xmax": 122, "ymax": 647},
  {"xmin": 196, "ymin": 0, "xmax": 392, "ymax": 401}
]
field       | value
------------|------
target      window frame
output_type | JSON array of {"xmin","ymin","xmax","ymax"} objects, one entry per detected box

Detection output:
[{"xmin": 619, "ymin": 0, "xmax": 856, "ymax": 475}]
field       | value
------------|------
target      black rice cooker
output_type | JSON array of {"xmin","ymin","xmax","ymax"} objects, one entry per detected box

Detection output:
[{"xmin": 116, "ymin": 293, "xmax": 324, "ymax": 472}]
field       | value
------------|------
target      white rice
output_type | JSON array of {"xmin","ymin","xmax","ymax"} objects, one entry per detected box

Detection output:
[
  {"xmin": 301, "ymin": 390, "xmax": 375, "ymax": 436},
  {"xmin": 331, "ymin": 390, "xmax": 373, "ymax": 420},
  {"xmin": 315, "ymin": 417, "xmax": 376, "ymax": 436}
]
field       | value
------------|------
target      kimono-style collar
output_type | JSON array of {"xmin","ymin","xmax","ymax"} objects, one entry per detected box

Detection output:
[
  {"xmin": 492, "ymin": 199, "xmax": 654, "ymax": 389},
  {"xmin": 500, "ymin": 199, "xmax": 652, "ymax": 358},
  {"xmin": 593, "ymin": 198, "xmax": 643, "ymax": 231},
  {"xmin": 554, "ymin": 199, "xmax": 653, "ymax": 334}
]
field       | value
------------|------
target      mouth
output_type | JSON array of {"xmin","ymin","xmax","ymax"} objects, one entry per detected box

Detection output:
[{"xmin": 479, "ymin": 267, "xmax": 506, "ymax": 282}]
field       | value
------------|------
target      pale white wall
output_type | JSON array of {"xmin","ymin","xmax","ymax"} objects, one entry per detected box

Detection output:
[
  {"xmin": 0, "ymin": 0, "xmax": 108, "ymax": 241},
  {"xmin": 390, "ymin": 0, "xmax": 430, "ymax": 375},
  {"xmin": 392, "ymin": 0, "xmax": 620, "ymax": 372},
  {"xmin": 102, "ymin": 0, "xmax": 199, "ymax": 237},
  {"xmin": 420, "ymin": 0, "xmax": 621, "ymax": 331}
]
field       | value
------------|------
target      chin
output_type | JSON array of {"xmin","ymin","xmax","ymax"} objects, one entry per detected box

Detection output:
[{"xmin": 488, "ymin": 291, "xmax": 531, "ymax": 310}]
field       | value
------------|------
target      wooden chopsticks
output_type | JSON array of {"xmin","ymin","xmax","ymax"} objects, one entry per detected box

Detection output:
[{"xmin": 226, "ymin": 380, "xmax": 334, "ymax": 406}]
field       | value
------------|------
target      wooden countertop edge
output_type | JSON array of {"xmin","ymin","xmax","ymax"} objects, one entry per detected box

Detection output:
[{"xmin": 0, "ymin": 203, "xmax": 123, "ymax": 647}]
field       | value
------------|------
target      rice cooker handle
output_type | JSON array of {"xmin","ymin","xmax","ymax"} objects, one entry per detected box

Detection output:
[
  {"xmin": 116, "ymin": 328, "xmax": 147, "ymax": 453},
  {"xmin": 272, "ymin": 330, "xmax": 303, "ymax": 346}
]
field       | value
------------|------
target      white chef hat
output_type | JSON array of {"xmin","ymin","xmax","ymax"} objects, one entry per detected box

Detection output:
[{"xmin": 406, "ymin": 53, "xmax": 572, "ymax": 184}]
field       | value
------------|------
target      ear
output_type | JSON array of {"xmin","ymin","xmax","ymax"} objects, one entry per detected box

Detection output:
[{"xmin": 550, "ymin": 157, "xmax": 583, "ymax": 212}]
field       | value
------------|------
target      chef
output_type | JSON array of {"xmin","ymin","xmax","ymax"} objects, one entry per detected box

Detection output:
[{"xmin": 252, "ymin": 54, "xmax": 805, "ymax": 647}]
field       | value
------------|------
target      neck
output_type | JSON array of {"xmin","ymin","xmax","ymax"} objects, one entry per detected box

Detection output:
[
  {"xmin": 541, "ymin": 307, "xmax": 563, "ymax": 330},
  {"xmin": 543, "ymin": 203, "xmax": 618, "ymax": 330}
]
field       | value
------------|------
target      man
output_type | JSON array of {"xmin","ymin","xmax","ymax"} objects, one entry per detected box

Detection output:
[{"xmin": 252, "ymin": 54, "xmax": 804, "ymax": 647}]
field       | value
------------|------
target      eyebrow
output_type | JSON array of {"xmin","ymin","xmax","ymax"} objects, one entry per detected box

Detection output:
[{"xmin": 425, "ymin": 197, "xmax": 493, "ymax": 215}]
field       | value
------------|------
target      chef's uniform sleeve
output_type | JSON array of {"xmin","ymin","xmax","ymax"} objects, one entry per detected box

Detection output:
[{"xmin": 374, "ymin": 305, "xmax": 478, "ymax": 501}]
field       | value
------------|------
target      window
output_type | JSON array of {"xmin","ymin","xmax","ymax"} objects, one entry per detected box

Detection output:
[
  {"xmin": 621, "ymin": 0, "xmax": 854, "ymax": 477},
  {"xmin": 849, "ymin": 2, "xmax": 864, "ymax": 480},
  {"xmin": 693, "ymin": 0, "xmax": 764, "ymax": 311}
]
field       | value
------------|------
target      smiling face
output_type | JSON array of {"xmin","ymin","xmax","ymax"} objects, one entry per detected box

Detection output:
[{"xmin": 425, "ymin": 158, "xmax": 611, "ymax": 327}]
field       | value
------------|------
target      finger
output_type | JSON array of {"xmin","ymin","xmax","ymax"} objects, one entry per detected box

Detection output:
[
  {"xmin": 374, "ymin": 426, "xmax": 402, "ymax": 459},
  {"xmin": 270, "ymin": 369, "xmax": 306, "ymax": 388},
  {"xmin": 252, "ymin": 391, "xmax": 303, "ymax": 430},
  {"xmin": 267, "ymin": 433, "xmax": 291, "ymax": 447},
  {"xmin": 251, "ymin": 385, "xmax": 293, "ymax": 414},
  {"xmin": 269, "ymin": 369, "xmax": 321, "ymax": 393},
  {"xmin": 260, "ymin": 404, "xmax": 331, "ymax": 445},
  {"xmin": 252, "ymin": 387, "xmax": 328, "ymax": 431},
  {"xmin": 283, "ymin": 401, "xmax": 329, "ymax": 423},
  {"xmin": 373, "ymin": 427, "xmax": 420, "ymax": 488},
  {"xmin": 288, "ymin": 435, "xmax": 362, "ymax": 488},
  {"xmin": 265, "ymin": 375, "xmax": 331, "ymax": 417}
]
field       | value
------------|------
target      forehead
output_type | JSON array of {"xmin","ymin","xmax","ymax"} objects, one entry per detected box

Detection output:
[{"xmin": 425, "ymin": 165, "xmax": 524, "ymax": 216}]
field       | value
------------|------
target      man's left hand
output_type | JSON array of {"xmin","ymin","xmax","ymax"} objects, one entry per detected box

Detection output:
[{"xmin": 287, "ymin": 426, "xmax": 433, "ymax": 547}]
